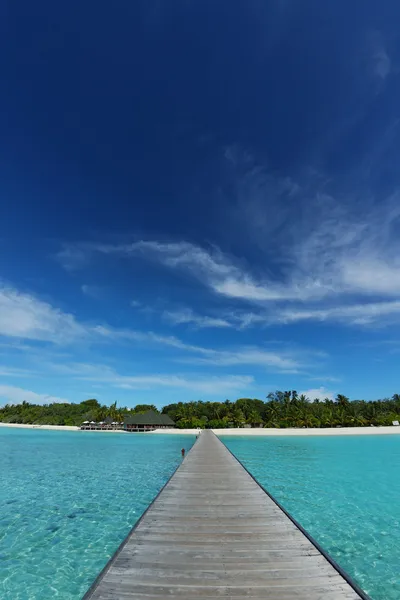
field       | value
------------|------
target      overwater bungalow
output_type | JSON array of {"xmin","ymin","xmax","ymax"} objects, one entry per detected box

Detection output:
[
  {"xmin": 80, "ymin": 418, "xmax": 123, "ymax": 430},
  {"xmin": 101, "ymin": 416, "xmax": 122, "ymax": 430},
  {"xmin": 80, "ymin": 411, "xmax": 174, "ymax": 431},
  {"xmin": 80, "ymin": 420, "xmax": 100, "ymax": 430},
  {"xmin": 124, "ymin": 410, "xmax": 175, "ymax": 432}
]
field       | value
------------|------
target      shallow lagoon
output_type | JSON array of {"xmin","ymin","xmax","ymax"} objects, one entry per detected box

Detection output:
[
  {"xmin": 0, "ymin": 428, "xmax": 193, "ymax": 599},
  {"xmin": 223, "ymin": 434, "xmax": 400, "ymax": 600}
]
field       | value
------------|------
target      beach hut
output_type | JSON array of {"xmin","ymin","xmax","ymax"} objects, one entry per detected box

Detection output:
[{"xmin": 124, "ymin": 410, "xmax": 175, "ymax": 432}]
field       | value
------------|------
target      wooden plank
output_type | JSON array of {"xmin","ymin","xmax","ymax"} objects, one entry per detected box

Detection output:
[{"xmin": 83, "ymin": 430, "xmax": 368, "ymax": 600}]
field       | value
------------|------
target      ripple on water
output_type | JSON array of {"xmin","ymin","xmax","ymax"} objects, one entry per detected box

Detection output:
[
  {"xmin": 222, "ymin": 434, "xmax": 400, "ymax": 600},
  {"xmin": 0, "ymin": 429, "xmax": 193, "ymax": 600}
]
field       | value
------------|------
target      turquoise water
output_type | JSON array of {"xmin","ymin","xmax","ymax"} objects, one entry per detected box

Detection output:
[
  {"xmin": 0, "ymin": 428, "xmax": 194, "ymax": 600},
  {"xmin": 222, "ymin": 434, "xmax": 400, "ymax": 600}
]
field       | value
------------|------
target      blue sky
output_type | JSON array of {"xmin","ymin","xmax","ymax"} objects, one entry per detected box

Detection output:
[{"xmin": 1, "ymin": 0, "xmax": 400, "ymax": 407}]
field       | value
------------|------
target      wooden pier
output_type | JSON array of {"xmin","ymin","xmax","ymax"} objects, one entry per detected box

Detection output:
[{"xmin": 84, "ymin": 430, "xmax": 368, "ymax": 600}]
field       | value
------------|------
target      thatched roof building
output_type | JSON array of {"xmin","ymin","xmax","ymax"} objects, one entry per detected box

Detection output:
[{"xmin": 124, "ymin": 410, "xmax": 175, "ymax": 431}]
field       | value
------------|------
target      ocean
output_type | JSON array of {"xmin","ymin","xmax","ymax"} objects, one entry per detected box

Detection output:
[
  {"xmin": 0, "ymin": 428, "xmax": 194, "ymax": 599},
  {"xmin": 1, "ymin": 428, "xmax": 399, "ymax": 600},
  {"xmin": 222, "ymin": 433, "xmax": 400, "ymax": 600}
]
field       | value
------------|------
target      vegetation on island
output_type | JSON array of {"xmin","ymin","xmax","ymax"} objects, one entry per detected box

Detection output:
[{"xmin": 1, "ymin": 392, "xmax": 400, "ymax": 428}]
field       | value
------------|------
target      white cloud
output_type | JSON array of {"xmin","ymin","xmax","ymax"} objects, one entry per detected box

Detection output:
[
  {"xmin": 163, "ymin": 308, "xmax": 232, "ymax": 329},
  {"xmin": 58, "ymin": 193, "xmax": 400, "ymax": 308},
  {"xmin": 0, "ymin": 385, "xmax": 68, "ymax": 406},
  {"xmin": 0, "ymin": 284, "xmax": 307, "ymax": 372},
  {"xmin": 81, "ymin": 285, "xmax": 102, "ymax": 299},
  {"xmin": 116, "ymin": 375, "xmax": 253, "ymax": 394},
  {"xmin": 0, "ymin": 286, "xmax": 85, "ymax": 343},
  {"xmin": 91, "ymin": 324, "xmax": 213, "ymax": 354},
  {"xmin": 0, "ymin": 286, "xmax": 198, "ymax": 348},
  {"xmin": 373, "ymin": 49, "xmax": 391, "ymax": 81},
  {"xmin": 0, "ymin": 366, "xmax": 33, "ymax": 378},
  {"xmin": 307, "ymin": 375, "xmax": 341, "ymax": 383},
  {"xmin": 299, "ymin": 387, "xmax": 335, "ymax": 402},
  {"xmin": 278, "ymin": 301, "xmax": 400, "ymax": 326},
  {"xmin": 0, "ymin": 284, "xmax": 191, "ymax": 347},
  {"xmin": 180, "ymin": 346, "xmax": 302, "ymax": 372},
  {"xmin": 57, "ymin": 239, "xmax": 326, "ymax": 302},
  {"xmin": 236, "ymin": 300, "xmax": 400, "ymax": 328},
  {"xmin": 48, "ymin": 362, "xmax": 253, "ymax": 395},
  {"xmin": 231, "ymin": 312, "xmax": 267, "ymax": 329},
  {"xmin": 369, "ymin": 31, "xmax": 391, "ymax": 81},
  {"xmin": 57, "ymin": 245, "xmax": 92, "ymax": 271},
  {"xmin": 56, "ymin": 184, "xmax": 400, "ymax": 330}
]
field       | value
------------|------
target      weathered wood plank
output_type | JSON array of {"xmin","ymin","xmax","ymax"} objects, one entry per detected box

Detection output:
[{"xmin": 83, "ymin": 430, "xmax": 367, "ymax": 600}]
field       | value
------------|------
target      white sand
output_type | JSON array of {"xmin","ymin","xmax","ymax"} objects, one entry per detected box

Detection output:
[
  {"xmin": 213, "ymin": 426, "xmax": 400, "ymax": 436},
  {"xmin": 0, "ymin": 423, "xmax": 80, "ymax": 431},
  {"xmin": 152, "ymin": 426, "xmax": 400, "ymax": 436},
  {"xmin": 150, "ymin": 428, "xmax": 201, "ymax": 435},
  {"xmin": 0, "ymin": 423, "xmax": 126, "ymax": 432},
  {"xmin": 2, "ymin": 423, "xmax": 400, "ymax": 436}
]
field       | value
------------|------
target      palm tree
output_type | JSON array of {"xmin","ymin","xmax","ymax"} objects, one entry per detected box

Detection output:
[
  {"xmin": 336, "ymin": 394, "xmax": 350, "ymax": 407},
  {"xmin": 176, "ymin": 403, "xmax": 191, "ymax": 420},
  {"xmin": 231, "ymin": 408, "xmax": 245, "ymax": 427},
  {"xmin": 210, "ymin": 402, "xmax": 222, "ymax": 420},
  {"xmin": 392, "ymin": 394, "xmax": 400, "ymax": 406},
  {"xmin": 246, "ymin": 410, "xmax": 263, "ymax": 427}
]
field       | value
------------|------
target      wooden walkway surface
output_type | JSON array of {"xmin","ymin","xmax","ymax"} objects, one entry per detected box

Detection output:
[{"xmin": 84, "ymin": 430, "xmax": 367, "ymax": 600}]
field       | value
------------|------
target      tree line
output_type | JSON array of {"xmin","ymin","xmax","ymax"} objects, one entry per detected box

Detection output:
[{"xmin": 1, "ymin": 392, "xmax": 400, "ymax": 428}]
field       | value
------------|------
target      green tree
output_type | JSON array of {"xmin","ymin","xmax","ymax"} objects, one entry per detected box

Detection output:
[{"xmin": 336, "ymin": 394, "xmax": 350, "ymax": 407}]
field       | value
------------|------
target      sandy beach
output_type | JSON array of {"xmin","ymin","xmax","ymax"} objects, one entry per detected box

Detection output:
[
  {"xmin": 1, "ymin": 423, "xmax": 400, "ymax": 435},
  {"xmin": 0, "ymin": 423, "xmax": 125, "ymax": 432},
  {"xmin": 0, "ymin": 423, "xmax": 80, "ymax": 431},
  {"xmin": 150, "ymin": 428, "xmax": 201, "ymax": 435},
  {"xmin": 152, "ymin": 426, "xmax": 400, "ymax": 436}
]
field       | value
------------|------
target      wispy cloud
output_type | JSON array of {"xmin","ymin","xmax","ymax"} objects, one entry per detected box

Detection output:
[
  {"xmin": 57, "ymin": 193, "xmax": 400, "ymax": 305},
  {"xmin": 57, "ymin": 239, "xmax": 326, "ymax": 302},
  {"xmin": 0, "ymin": 286, "xmax": 86, "ymax": 343},
  {"xmin": 178, "ymin": 346, "xmax": 302, "ymax": 373},
  {"xmin": 57, "ymin": 245, "xmax": 92, "ymax": 271},
  {"xmin": 56, "ymin": 175, "xmax": 400, "ymax": 329},
  {"xmin": 0, "ymin": 385, "xmax": 69, "ymax": 406},
  {"xmin": 93, "ymin": 325, "xmax": 306, "ymax": 372},
  {"xmin": 48, "ymin": 362, "xmax": 254, "ymax": 395},
  {"xmin": 0, "ymin": 366, "xmax": 33, "ymax": 378},
  {"xmin": 0, "ymin": 284, "xmax": 311, "ymax": 373},
  {"xmin": 91, "ymin": 324, "xmax": 212, "ymax": 353},
  {"xmin": 81, "ymin": 284, "xmax": 102, "ymax": 299},
  {"xmin": 307, "ymin": 375, "xmax": 341, "ymax": 384},
  {"xmin": 277, "ymin": 301, "xmax": 400, "ymax": 326},
  {"xmin": 0, "ymin": 284, "xmax": 203, "ymax": 349},
  {"xmin": 299, "ymin": 387, "xmax": 335, "ymax": 402},
  {"xmin": 368, "ymin": 31, "xmax": 391, "ymax": 81},
  {"xmin": 162, "ymin": 308, "xmax": 232, "ymax": 329}
]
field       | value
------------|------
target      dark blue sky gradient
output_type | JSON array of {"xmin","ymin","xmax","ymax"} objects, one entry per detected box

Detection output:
[{"xmin": 1, "ymin": 0, "xmax": 400, "ymax": 405}]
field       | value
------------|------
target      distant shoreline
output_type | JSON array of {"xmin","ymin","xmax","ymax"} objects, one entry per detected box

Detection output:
[
  {"xmin": 0, "ymin": 423, "xmax": 79, "ymax": 431},
  {"xmin": 0, "ymin": 423, "xmax": 119, "ymax": 432},
  {"xmin": 152, "ymin": 426, "xmax": 400, "ymax": 436},
  {"xmin": 1, "ymin": 422, "xmax": 400, "ymax": 435}
]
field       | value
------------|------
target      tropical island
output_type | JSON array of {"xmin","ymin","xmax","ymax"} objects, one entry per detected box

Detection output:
[{"xmin": 1, "ymin": 391, "xmax": 400, "ymax": 429}]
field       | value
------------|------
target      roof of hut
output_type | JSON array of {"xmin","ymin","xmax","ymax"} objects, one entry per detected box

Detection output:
[{"xmin": 124, "ymin": 410, "xmax": 175, "ymax": 426}]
